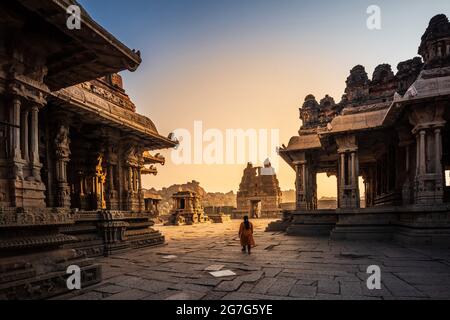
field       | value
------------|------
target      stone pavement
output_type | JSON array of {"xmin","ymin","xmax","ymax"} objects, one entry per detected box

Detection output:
[{"xmin": 59, "ymin": 220, "xmax": 450, "ymax": 300}]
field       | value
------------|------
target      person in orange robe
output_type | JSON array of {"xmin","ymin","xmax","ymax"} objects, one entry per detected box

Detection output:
[{"xmin": 239, "ymin": 216, "xmax": 256, "ymax": 254}]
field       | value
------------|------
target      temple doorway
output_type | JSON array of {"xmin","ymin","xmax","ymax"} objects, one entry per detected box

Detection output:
[
  {"xmin": 359, "ymin": 176, "xmax": 366, "ymax": 208},
  {"xmin": 250, "ymin": 200, "xmax": 261, "ymax": 218},
  {"xmin": 316, "ymin": 173, "xmax": 337, "ymax": 209},
  {"xmin": 445, "ymin": 168, "xmax": 450, "ymax": 203}
]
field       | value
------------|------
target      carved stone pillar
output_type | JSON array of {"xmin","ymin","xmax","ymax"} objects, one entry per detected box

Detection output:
[
  {"xmin": 133, "ymin": 168, "xmax": 138, "ymax": 192},
  {"xmin": 123, "ymin": 143, "xmax": 138, "ymax": 212},
  {"xmin": 398, "ymin": 127, "xmax": 414, "ymax": 205},
  {"xmin": 9, "ymin": 98, "xmax": 23, "ymax": 180},
  {"xmin": 361, "ymin": 166, "xmax": 375, "ymax": 208},
  {"xmin": 30, "ymin": 105, "xmax": 41, "ymax": 181},
  {"xmin": 419, "ymin": 130, "xmax": 426, "ymax": 175},
  {"xmin": 336, "ymin": 135, "xmax": 360, "ymax": 209},
  {"xmin": 137, "ymin": 165, "xmax": 144, "ymax": 212},
  {"xmin": 95, "ymin": 154, "xmax": 107, "ymax": 210},
  {"xmin": 310, "ymin": 170, "xmax": 317, "ymax": 210},
  {"xmin": 409, "ymin": 104, "xmax": 446, "ymax": 205},
  {"xmin": 128, "ymin": 166, "xmax": 133, "ymax": 192},
  {"xmin": 108, "ymin": 165, "xmax": 114, "ymax": 191},
  {"xmin": 54, "ymin": 125, "xmax": 71, "ymax": 208},
  {"xmin": 295, "ymin": 160, "xmax": 307, "ymax": 211},
  {"xmin": 125, "ymin": 165, "xmax": 134, "ymax": 211},
  {"xmin": 20, "ymin": 108, "xmax": 29, "ymax": 163},
  {"xmin": 105, "ymin": 144, "xmax": 119, "ymax": 211},
  {"xmin": 294, "ymin": 153, "xmax": 317, "ymax": 211},
  {"xmin": 402, "ymin": 143, "xmax": 412, "ymax": 204},
  {"xmin": 435, "ymin": 128, "xmax": 443, "ymax": 180},
  {"xmin": 105, "ymin": 163, "xmax": 117, "ymax": 210},
  {"xmin": 10, "ymin": 98, "xmax": 22, "ymax": 160}
]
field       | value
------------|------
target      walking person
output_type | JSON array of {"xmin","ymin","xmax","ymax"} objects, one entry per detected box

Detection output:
[{"xmin": 239, "ymin": 216, "xmax": 256, "ymax": 254}]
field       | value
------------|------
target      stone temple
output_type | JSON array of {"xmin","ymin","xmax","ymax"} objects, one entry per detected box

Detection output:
[
  {"xmin": 234, "ymin": 160, "xmax": 282, "ymax": 219},
  {"xmin": 167, "ymin": 191, "xmax": 207, "ymax": 225},
  {"xmin": 274, "ymin": 14, "xmax": 450, "ymax": 245},
  {"xmin": 0, "ymin": 0, "xmax": 176, "ymax": 299}
]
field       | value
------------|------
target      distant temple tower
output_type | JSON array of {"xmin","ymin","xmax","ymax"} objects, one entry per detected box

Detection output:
[{"xmin": 234, "ymin": 159, "xmax": 282, "ymax": 219}]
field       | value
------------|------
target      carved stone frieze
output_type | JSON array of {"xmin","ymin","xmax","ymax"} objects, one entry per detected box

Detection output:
[{"xmin": 0, "ymin": 207, "xmax": 73, "ymax": 227}]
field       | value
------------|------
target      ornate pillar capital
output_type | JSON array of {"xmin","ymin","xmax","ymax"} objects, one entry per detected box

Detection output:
[{"xmin": 336, "ymin": 134, "xmax": 358, "ymax": 154}]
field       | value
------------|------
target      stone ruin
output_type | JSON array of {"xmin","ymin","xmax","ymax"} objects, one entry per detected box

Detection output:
[
  {"xmin": 204, "ymin": 206, "xmax": 232, "ymax": 223},
  {"xmin": 234, "ymin": 159, "xmax": 282, "ymax": 219},
  {"xmin": 166, "ymin": 191, "xmax": 208, "ymax": 225}
]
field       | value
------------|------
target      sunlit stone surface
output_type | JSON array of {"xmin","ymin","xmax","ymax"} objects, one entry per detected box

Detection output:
[{"xmin": 52, "ymin": 220, "xmax": 450, "ymax": 300}]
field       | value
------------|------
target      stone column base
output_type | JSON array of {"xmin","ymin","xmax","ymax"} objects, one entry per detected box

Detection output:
[{"xmin": 10, "ymin": 179, "xmax": 46, "ymax": 208}]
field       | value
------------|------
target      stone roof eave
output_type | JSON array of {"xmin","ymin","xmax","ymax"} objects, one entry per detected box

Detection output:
[
  {"xmin": 15, "ymin": 0, "xmax": 142, "ymax": 90},
  {"xmin": 383, "ymin": 93, "xmax": 450, "ymax": 127},
  {"xmin": 319, "ymin": 108, "xmax": 389, "ymax": 138},
  {"xmin": 51, "ymin": 90, "xmax": 178, "ymax": 150}
]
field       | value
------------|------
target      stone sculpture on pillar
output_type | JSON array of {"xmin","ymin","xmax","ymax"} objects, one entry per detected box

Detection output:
[
  {"xmin": 95, "ymin": 154, "xmax": 107, "ymax": 210},
  {"xmin": 54, "ymin": 125, "xmax": 71, "ymax": 208}
]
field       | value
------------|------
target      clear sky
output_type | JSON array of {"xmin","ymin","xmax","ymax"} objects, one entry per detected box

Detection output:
[{"xmin": 79, "ymin": 0, "xmax": 450, "ymax": 196}]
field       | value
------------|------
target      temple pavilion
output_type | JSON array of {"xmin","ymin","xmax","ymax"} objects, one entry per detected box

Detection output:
[{"xmin": 276, "ymin": 14, "xmax": 450, "ymax": 245}]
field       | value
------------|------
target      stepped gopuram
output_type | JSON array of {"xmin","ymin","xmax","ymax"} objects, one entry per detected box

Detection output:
[
  {"xmin": 0, "ymin": 0, "xmax": 176, "ymax": 299},
  {"xmin": 274, "ymin": 14, "xmax": 450, "ymax": 245},
  {"xmin": 234, "ymin": 160, "xmax": 282, "ymax": 219},
  {"xmin": 167, "ymin": 191, "xmax": 208, "ymax": 225}
]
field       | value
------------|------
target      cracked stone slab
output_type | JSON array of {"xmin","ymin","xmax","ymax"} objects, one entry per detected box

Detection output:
[
  {"xmin": 94, "ymin": 284, "xmax": 129, "ymax": 295},
  {"xmin": 289, "ymin": 284, "xmax": 317, "ymax": 299},
  {"xmin": 237, "ymin": 271, "xmax": 264, "ymax": 283},
  {"xmin": 105, "ymin": 289, "xmax": 151, "ymax": 300},
  {"xmin": 266, "ymin": 277, "xmax": 297, "ymax": 296},
  {"xmin": 252, "ymin": 278, "xmax": 278, "ymax": 294},
  {"xmin": 214, "ymin": 279, "xmax": 243, "ymax": 292},
  {"xmin": 381, "ymin": 274, "xmax": 427, "ymax": 298},
  {"xmin": 165, "ymin": 291, "xmax": 206, "ymax": 300},
  {"xmin": 318, "ymin": 280, "xmax": 340, "ymax": 295}
]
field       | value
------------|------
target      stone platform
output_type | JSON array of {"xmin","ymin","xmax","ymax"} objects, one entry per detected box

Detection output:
[
  {"xmin": 268, "ymin": 206, "xmax": 450, "ymax": 246},
  {"xmin": 0, "ymin": 249, "xmax": 101, "ymax": 300},
  {"xmin": 55, "ymin": 220, "xmax": 450, "ymax": 300},
  {"xmin": 232, "ymin": 210, "xmax": 282, "ymax": 219},
  {"xmin": 62, "ymin": 211, "xmax": 165, "ymax": 257},
  {"xmin": 207, "ymin": 213, "xmax": 232, "ymax": 224}
]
